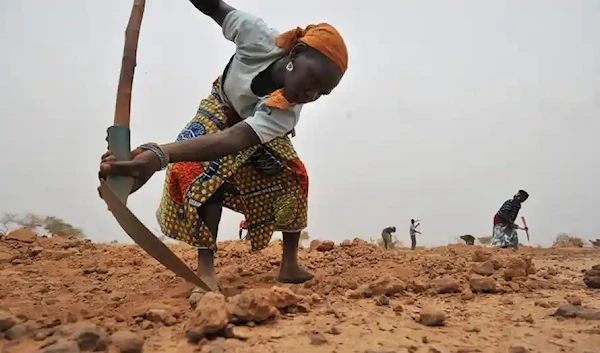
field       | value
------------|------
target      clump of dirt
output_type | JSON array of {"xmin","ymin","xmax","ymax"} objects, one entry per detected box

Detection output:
[
  {"xmin": 583, "ymin": 264, "xmax": 600, "ymax": 289},
  {"xmin": 1, "ymin": 231, "xmax": 599, "ymax": 353}
]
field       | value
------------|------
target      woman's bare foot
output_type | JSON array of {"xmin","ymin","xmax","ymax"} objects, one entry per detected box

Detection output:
[
  {"xmin": 277, "ymin": 263, "xmax": 314, "ymax": 284},
  {"xmin": 277, "ymin": 231, "xmax": 314, "ymax": 283},
  {"xmin": 189, "ymin": 248, "xmax": 219, "ymax": 308},
  {"xmin": 188, "ymin": 274, "xmax": 219, "ymax": 308},
  {"xmin": 188, "ymin": 287, "xmax": 207, "ymax": 309}
]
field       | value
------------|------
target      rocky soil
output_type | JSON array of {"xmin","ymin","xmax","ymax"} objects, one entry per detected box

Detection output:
[{"xmin": 1, "ymin": 229, "xmax": 599, "ymax": 353}]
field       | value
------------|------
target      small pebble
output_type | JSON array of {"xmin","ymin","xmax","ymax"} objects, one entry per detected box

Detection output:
[
  {"xmin": 308, "ymin": 330, "xmax": 328, "ymax": 345},
  {"xmin": 509, "ymin": 345, "xmax": 528, "ymax": 353},
  {"xmin": 329, "ymin": 325, "xmax": 341, "ymax": 335},
  {"xmin": 566, "ymin": 295, "xmax": 582, "ymax": 306},
  {"xmin": 418, "ymin": 308, "xmax": 446, "ymax": 327},
  {"xmin": 376, "ymin": 295, "xmax": 390, "ymax": 306}
]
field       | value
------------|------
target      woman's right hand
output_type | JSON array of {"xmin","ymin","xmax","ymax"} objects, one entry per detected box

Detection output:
[{"xmin": 99, "ymin": 147, "xmax": 162, "ymax": 195}]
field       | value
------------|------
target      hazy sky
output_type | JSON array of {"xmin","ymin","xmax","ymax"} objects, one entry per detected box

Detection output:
[{"xmin": 1, "ymin": 1, "xmax": 598, "ymax": 246}]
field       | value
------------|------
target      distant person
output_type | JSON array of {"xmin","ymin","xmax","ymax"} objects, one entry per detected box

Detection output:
[
  {"xmin": 409, "ymin": 219, "xmax": 421, "ymax": 250},
  {"xmin": 238, "ymin": 219, "xmax": 248, "ymax": 240},
  {"xmin": 492, "ymin": 190, "xmax": 529, "ymax": 249},
  {"xmin": 381, "ymin": 226, "xmax": 396, "ymax": 249},
  {"xmin": 460, "ymin": 234, "xmax": 475, "ymax": 245}
]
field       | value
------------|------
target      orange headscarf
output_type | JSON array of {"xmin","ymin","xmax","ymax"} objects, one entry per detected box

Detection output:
[{"xmin": 266, "ymin": 23, "xmax": 348, "ymax": 110}]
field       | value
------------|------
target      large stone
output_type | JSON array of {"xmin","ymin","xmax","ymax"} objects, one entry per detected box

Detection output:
[
  {"xmin": 583, "ymin": 265, "xmax": 600, "ymax": 289},
  {"xmin": 471, "ymin": 250, "xmax": 492, "ymax": 263},
  {"xmin": 0, "ymin": 310, "xmax": 17, "ymax": 332},
  {"xmin": 4, "ymin": 322, "xmax": 35, "ymax": 340},
  {"xmin": 186, "ymin": 292, "xmax": 228, "ymax": 338},
  {"xmin": 110, "ymin": 330, "xmax": 144, "ymax": 353},
  {"xmin": 552, "ymin": 304, "xmax": 600, "ymax": 320},
  {"xmin": 418, "ymin": 307, "xmax": 446, "ymax": 326},
  {"xmin": 226, "ymin": 288, "xmax": 280, "ymax": 323},
  {"xmin": 368, "ymin": 275, "xmax": 406, "ymax": 296},
  {"xmin": 461, "ymin": 286, "xmax": 475, "ymax": 301},
  {"xmin": 316, "ymin": 240, "xmax": 335, "ymax": 252},
  {"xmin": 269, "ymin": 286, "xmax": 302, "ymax": 310},
  {"xmin": 503, "ymin": 257, "xmax": 535, "ymax": 280},
  {"xmin": 71, "ymin": 321, "xmax": 106, "ymax": 351},
  {"xmin": 407, "ymin": 279, "xmax": 429, "ymax": 293},
  {"xmin": 309, "ymin": 240, "xmax": 322, "ymax": 251},
  {"xmin": 145, "ymin": 308, "xmax": 171, "ymax": 323},
  {"xmin": 469, "ymin": 276, "xmax": 497, "ymax": 293},
  {"xmin": 5, "ymin": 228, "xmax": 37, "ymax": 243},
  {"xmin": 431, "ymin": 277, "xmax": 460, "ymax": 294},
  {"xmin": 472, "ymin": 261, "xmax": 495, "ymax": 276}
]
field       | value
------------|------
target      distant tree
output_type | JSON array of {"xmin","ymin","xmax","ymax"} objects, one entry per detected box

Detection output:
[
  {"xmin": 0, "ymin": 212, "xmax": 85, "ymax": 238},
  {"xmin": 43, "ymin": 216, "xmax": 85, "ymax": 238},
  {"xmin": 110, "ymin": 240, "xmax": 119, "ymax": 244},
  {"xmin": 0, "ymin": 213, "xmax": 19, "ymax": 235},
  {"xmin": 18, "ymin": 213, "xmax": 45, "ymax": 229},
  {"xmin": 553, "ymin": 233, "xmax": 583, "ymax": 248}
]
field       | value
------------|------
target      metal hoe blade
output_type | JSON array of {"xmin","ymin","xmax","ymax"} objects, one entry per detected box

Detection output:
[{"xmin": 99, "ymin": 180, "xmax": 214, "ymax": 291}]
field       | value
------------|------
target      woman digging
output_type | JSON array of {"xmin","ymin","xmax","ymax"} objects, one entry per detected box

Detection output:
[{"xmin": 99, "ymin": 0, "xmax": 348, "ymax": 303}]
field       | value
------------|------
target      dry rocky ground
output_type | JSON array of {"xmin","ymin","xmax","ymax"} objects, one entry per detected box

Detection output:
[{"xmin": 1, "ymin": 228, "xmax": 600, "ymax": 353}]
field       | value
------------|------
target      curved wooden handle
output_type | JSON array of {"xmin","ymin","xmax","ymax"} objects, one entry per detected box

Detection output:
[{"xmin": 101, "ymin": 0, "xmax": 213, "ymax": 292}]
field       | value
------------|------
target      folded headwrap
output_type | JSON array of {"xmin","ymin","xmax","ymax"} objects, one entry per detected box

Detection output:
[{"xmin": 266, "ymin": 23, "xmax": 348, "ymax": 110}]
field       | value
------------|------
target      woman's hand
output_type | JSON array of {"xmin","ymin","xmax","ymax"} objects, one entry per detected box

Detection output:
[
  {"xmin": 99, "ymin": 147, "xmax": 162, "ymax": 195},
  {"xmin": 188, "ymin": 0, "xmax": 234, "ymax": 26}
]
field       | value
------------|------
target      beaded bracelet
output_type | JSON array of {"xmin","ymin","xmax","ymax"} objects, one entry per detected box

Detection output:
[{"xmin": 138, "ymin": 143, "xmax": 170, "ymax": 171}]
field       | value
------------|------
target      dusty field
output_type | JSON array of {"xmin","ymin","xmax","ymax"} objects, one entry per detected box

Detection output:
[{"xmin": 1, "ymin": 230, "xmax": 600, "ymax": 353}]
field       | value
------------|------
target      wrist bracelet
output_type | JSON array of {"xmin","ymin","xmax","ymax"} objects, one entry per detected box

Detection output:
[{"xmin": 138, "ymin": 143, "xmax": 170, "ymax": 171}]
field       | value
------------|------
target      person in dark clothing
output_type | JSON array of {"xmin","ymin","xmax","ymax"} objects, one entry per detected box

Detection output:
[
  {"xmin": 381, "ymin": 226, "xmax": 396, "ymax": 249},
  {"xmin": 492, "ymin": 190, "xmax": 529, "ymax": 248},
  {"xmin": 460, "ymin": 234, "xmax": 475, "ymax": 245}
]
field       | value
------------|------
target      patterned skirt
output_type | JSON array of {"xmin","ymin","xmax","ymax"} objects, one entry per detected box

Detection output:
[
  {"xmin": 491, "ymin": 223, "xmax": 518, "ymax": 248},
  {"xmin": 156, "ymin": 78, "xmax": 309, "ymax": 252}
]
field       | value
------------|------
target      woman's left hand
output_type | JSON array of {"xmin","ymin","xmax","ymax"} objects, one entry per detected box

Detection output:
[{"xmin": 99, "ymin": 147, "xmax": 162, "ymax": 194}]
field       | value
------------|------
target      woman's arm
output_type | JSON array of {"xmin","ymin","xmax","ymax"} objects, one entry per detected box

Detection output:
[
  {"xmin": 161, "ymin": 121, "xmax": 261, "ymax": 163},
  {"xmin": 188, "ymin": 0, "xmax": 235, "ymax": 26}
]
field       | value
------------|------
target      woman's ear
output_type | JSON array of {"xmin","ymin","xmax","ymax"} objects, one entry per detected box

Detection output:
[{"xmin": 289, "ymin": 42, "xmax": 308, "ymax": 60}]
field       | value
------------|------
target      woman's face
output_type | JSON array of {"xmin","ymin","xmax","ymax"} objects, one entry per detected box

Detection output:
[{"xmin": 283, "ymin": 44, "xmax": 343, "ymax": 105}]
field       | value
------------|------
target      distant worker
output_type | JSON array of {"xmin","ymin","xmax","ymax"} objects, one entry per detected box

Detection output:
[
  {"xmin": 460, "ymin": 234, "xmax": 475, "ymax": 245},
  {"xmin": 381, "ymin": 226, "xmax": 396, "ymax": 249},
  {"xmin": 409, "ymin": 219, "xmax": 421, "ymax": 250},
  {"xmin": 492, "ymin": 190, "xmax": 529, "ymax": 249},
  {"xmin": 238, "ymin": 219, "xmax": 249, "ymax": 240}
]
